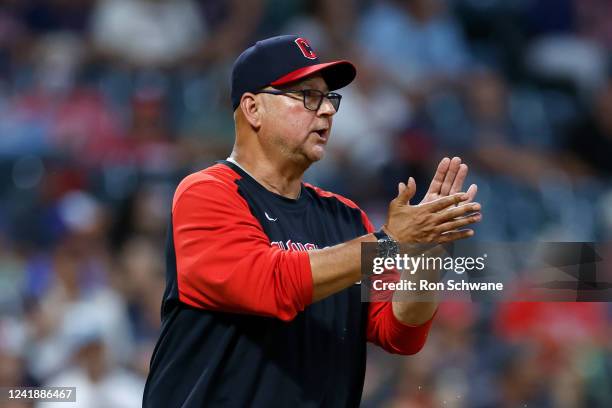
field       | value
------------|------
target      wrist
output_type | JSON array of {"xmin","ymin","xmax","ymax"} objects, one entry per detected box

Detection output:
[
  {"xmin": 375, "ymin": 227, "xmax": 399, "ymax": 258},
  {"xmin": 381, "ymin": 225, "xmax": 399, "ymax": 242}
]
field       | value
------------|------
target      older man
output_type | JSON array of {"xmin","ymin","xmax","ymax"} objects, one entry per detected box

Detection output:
[{"xmin": 143, "ymin": 35, "xmax": 480, "ymax": 407}]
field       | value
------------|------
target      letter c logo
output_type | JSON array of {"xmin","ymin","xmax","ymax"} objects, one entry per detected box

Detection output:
[{"xmin": 295, "ymin": 38, "xmax": 317, "ymax": 60}]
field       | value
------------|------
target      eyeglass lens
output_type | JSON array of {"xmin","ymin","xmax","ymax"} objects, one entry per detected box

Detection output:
[{"xmin": 303, "ymin": 90, "xmax": 341, "ymax": 111}]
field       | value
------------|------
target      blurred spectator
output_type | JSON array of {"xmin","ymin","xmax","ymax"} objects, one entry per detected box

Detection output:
[
  {"xmin": 522, "ymin": 0, "xmax": 608, "ymax": 96},
  {"xmin": 198, "ymin": 0, "xmax": 264, "ymax": 63},
  {"xmin": 282, "ymin": 0, "xmax": 357, "ymax": 58},
  {"xmin": 0, "ymin": 239, "xmax": 25, "ymax": 315},
  {"xmin": 358, "ymin": 0, "xmax": 471, "ymax": 93},
  {"xmin": 90, "ymin": 0, "xmax": 263, "ymax": 69},
  {"xmin": 522, "ymin": 0, "xmax": 575, "ymax": 37},
  {"xmin": 21, "ymin": 0, "xmax": 96, "ymax": 35},
  {"xmin": 0, "ymin": 1, "xmax": 28, "ymax": 81},
  {"xmin": 0, "ymin": 319, "xmax": 35, "ymax": 407},
  {"xmin": 39, "ymin": 325, "xmax": 143, "ymax": 408},
  {"xmin": 114, "ymin": 236, "xmax": 165, "ymax": 377},
  {"xmin": 114, "ymin": 86, "xmax": 179, "ymax": 172},
  {"xmin": 0, "ymin": 32, "xmax": 122, "ymax": 165},
  {"xmin": 0, "ymin": 318, "xmax": 28, "ymax": 386},
  {"xmin": 433, "ymin": 70, "xmax": 557, "ymax": 187},
  {"xmin": 90, "ymin": 0, "xmax": 205, "ymax": 68},
  {"xmin": 495, "ymin": 344, "xmax": 551, "ymax": 407},
  {"xmin": 307, "ymin": 56, "xmax": 412, "ymax": 193},
  {"xmin": 23, "ymin": 191, "xmax": 134, "ymax": 381},
  {"xmin": 576, "ymin": 0, "xmax": 612, "ymax": 51},
  {"xmin": 495, "ymin": 302, "xmax": 608, "ymax": 349},
  {"xmin": 110, "ymin": 183, "xmax": 173, "ymax": 251},
  {"xmin": 564, "ymin": 78, "xmax": 612, "ymax": 178},
  {"xmin": 525, "ymin": 35, "xmax": 608, "ymax": 96}
]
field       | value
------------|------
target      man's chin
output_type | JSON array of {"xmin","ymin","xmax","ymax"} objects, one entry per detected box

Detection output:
[
  {"xmin": 308, "ymin": 145, "xmax": 326, "ymax": 162},
  {"xmin": 294, "ymin": 146, "xmax": 325, "ymax": 168}
]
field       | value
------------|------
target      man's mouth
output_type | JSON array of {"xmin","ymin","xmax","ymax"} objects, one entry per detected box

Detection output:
[{"xmin": 312, "ymin": 127, "xmax": 329, "ymax": 141}]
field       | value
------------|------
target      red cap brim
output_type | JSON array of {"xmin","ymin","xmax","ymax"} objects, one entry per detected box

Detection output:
[{"xmin": 270, "ymin": 60, "xmax": 356, "ymax": 90}]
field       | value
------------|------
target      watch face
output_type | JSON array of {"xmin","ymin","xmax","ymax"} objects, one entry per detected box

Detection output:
[{"xmin": 377, "ymin": 237, "xmax": 399, "ymax": 258}]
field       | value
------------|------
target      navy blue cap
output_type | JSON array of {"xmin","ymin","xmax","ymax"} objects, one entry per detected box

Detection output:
[{"xmin": 231, "ymin": 35, "xmax": 356, "ymax": 111}]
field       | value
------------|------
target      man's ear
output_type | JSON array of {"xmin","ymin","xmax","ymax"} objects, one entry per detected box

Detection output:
[{"xmin": 240, "ymin": 93, "xmax": 262, "ymax": 129}]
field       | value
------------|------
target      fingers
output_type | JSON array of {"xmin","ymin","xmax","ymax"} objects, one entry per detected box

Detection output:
[
  {"xmin": 437, "ymin": 202, "xmax": 481, "ymax": 222},
  {"xmin": 407, "ymin": 177, "xmax": 416, "ymax": 200},
  {"xmin": 396, "ymin": 177, "xmax": 416, "ymax": 204},
  {"xmin": 425, "ymin": 157, "xmax": 450, "ymax": 196},
  {"xmin": 436, "ymin": 212, "xmax": 482, "ymax": 233},
  {"xmin": 397, "ymin": 181, "xmax": 406, "ymax": 195},
  {"xmin": 437, "ymin": 229, "xmax": 474, "ymax": 243},
  {"xmin": 449, "ymin": 163, "xmax": 468, "ymax": 195},
  {"xmin": 440, "ymin": 157, "xmax": 462, "ymax": 196},
  {"xmin": 465, "ymin": 183, "xmax": 478, "ymax": 202},
  {"xmin": 424, "ymin": 192, "xmax": 468, "ymax": 212}
]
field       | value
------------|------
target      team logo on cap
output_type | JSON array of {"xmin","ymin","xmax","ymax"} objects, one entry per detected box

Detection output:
[{"xmin": 294, "ymin": 38, "xmax": 317, "ymax": 60}]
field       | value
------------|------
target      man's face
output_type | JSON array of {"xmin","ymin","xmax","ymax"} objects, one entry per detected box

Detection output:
[{"xmin": 258, "ymin": 75, "xmax": 336, "ymax": 165}]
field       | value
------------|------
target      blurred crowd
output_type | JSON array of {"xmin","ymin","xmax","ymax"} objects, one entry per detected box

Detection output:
[{"xmin": 0, "ymin": 0, "xmax": 611, "ymax": 407}]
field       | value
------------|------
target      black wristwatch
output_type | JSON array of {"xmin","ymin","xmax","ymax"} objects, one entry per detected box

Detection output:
[{"xmin": 374, "ymin": 228, "xmax": 399, "ymax": 258}]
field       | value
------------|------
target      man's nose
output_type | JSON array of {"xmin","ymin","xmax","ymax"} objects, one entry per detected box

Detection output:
[{"xmin": 317, "ymin": 97, "xmax": 336, "ymax": 116}]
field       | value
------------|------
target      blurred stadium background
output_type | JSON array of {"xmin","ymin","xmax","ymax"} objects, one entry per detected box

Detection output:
[{"xmin": 0, "ymin": 0, "xmax": 611, "ymax": 407}]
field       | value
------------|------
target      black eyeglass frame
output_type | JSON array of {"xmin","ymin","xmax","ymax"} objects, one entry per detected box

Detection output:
[{"xmin": 254, "ymin": 89, "xmax": 342, "ymax": 112}]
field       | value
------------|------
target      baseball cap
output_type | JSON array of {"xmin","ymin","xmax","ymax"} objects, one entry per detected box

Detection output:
[{"xmin": 231, "ymin": 35, "xmax": 356, "ymax": 111}]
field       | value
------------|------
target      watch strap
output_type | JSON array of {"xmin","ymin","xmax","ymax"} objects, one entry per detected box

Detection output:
[{"xmin": 374, "ymin": 229, "xmax": 389, "ymax": 241}]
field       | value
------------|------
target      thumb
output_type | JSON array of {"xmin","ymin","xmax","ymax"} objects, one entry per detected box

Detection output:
[{"xmin": 397, "ymin": 177, "xmax": 416, "ymax": 204}]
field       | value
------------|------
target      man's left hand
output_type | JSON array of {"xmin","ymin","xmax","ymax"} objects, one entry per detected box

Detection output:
[{"xmin": 421, "ymin": 156, "xmax": 478, "ymax": 205}]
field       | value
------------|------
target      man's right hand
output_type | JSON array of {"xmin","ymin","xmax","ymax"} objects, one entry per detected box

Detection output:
[{"xmin": 383, "ymin": 177, "xmax": 481, "ymax": 244}]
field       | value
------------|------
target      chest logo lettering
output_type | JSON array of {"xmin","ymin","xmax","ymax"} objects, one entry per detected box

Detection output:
[{"xmin": 270, "ymin": 240, "xmax": 319, "ymax": 251}]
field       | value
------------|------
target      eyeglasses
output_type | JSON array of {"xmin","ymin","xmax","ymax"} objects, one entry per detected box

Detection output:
[{"xmin": 255, "ymin": 89, "xmax": 342, "ymax": 112}]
